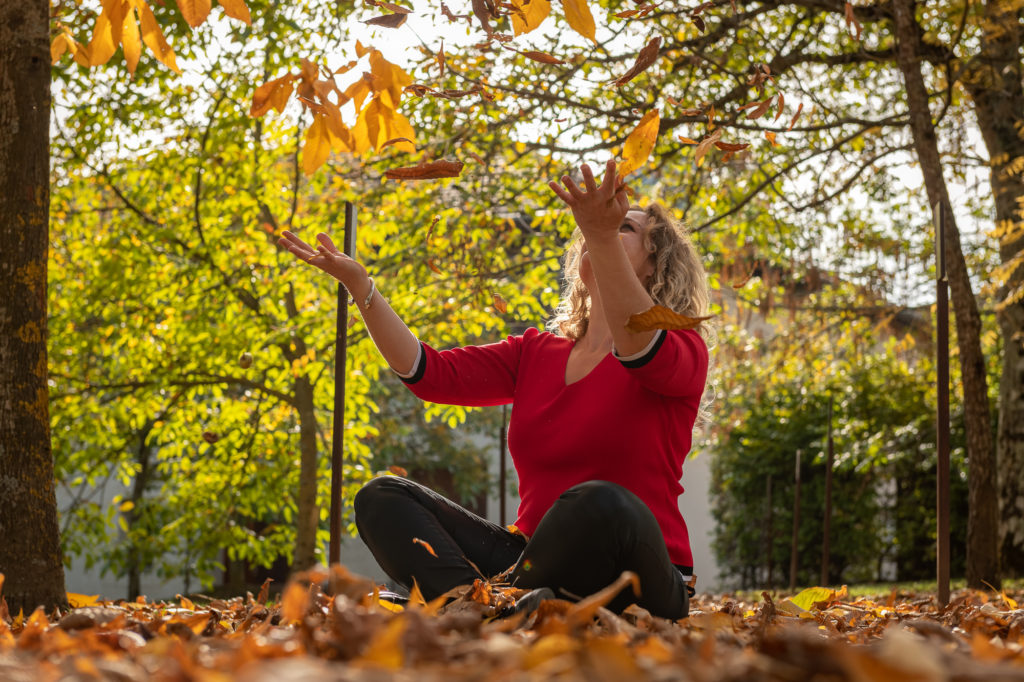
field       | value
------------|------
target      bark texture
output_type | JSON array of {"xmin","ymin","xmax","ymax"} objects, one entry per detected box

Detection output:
[
  {"xmin": 0, "ymin": 0, "xmax": 68, "ymax": 612},
  {"xmin": 959, "ymin": 0, "xmax": 1024, "ymax": 577},
  {"xmin": 893, "ymin": 0, "xmax": 1000, "ymax": 587}
]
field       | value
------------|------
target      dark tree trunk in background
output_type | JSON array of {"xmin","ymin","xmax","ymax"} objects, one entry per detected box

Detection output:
[
  {"xmin": 959, "ymin": 0, "xmax": 1024, "ymax": 577},
  {"xmin": 893, "ymin": 0, "xmax": 1000, "ymax": 588},
  {"xmin": 0, "ymin": 0, "xmax": 68, "ymax": 613}
]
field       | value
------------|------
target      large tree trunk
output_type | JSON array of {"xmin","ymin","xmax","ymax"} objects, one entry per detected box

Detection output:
[
  {"xmin": 959, "ymin": 0, "xmax": 1024, "ymax": 576},
  {"xmin": 0, "ymin": 0, "xmax": 68, "ymax": 612},
  {"xmin": 893, "ymin": 0, "xmax": 1000, "ymax": 587},
  {"xmin": 293, "ymin": 374, "xmax": 320, "ymax": 571}
]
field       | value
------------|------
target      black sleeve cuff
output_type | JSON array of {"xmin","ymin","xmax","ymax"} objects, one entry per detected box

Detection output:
[
  {"xmin": 617, "ymin": 329, "xmax": 666, "ymax": 369},
  {"xmin": 397, "ymin": 343, "xmax": 427, "ymax": 384}
]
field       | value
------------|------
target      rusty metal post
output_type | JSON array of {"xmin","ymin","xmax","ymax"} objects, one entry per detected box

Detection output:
[
  {"xmin": 789, "ymin": 449, "xmax": 802, "ymax": 592},
  {"xmin": 500, "ymin": 404, "xmax": 508, "ymax": 526},
  {"xmin": 935, "ymin": 201, "xmax": 950, "ymax": 606},
  {"xmin": 822, "ymin": 394, "xmax": 834, "ymax": 586},
  {"xmin": 766, "ymin": 474, "xmax": 774, "ymax": 588},
  {"xmin": 329, "ymin": 202, "xmax": 357, "ymax": 565}
]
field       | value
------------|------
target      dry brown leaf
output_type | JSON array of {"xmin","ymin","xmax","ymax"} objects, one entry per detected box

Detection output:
[
  {"xmin": 743, "ymin": 98, "xmax": 773, "ymax": 120},
  {"xmin": 774, "ymin": 92, "xmax": 785, "ymax": 121},
  {"xmin": 426, "ymin": 259, "xmax": 443, "ymax": 274},
  {"xmin": 362, "ymin": 12, "xmax": 408, "ymax": 28},
  {"xmin": 388, "ymin": 465, "xmax": 408, "ymax": 477},
  {"xmin": 626, "ymin": 304, "xmax": 713, "ymax": 332},
  {"xmin": 493, "ymin": 293, "xmax": 509, "ymax": 313},
  {"xmin": 612, "ymin": 36, "xmax": 661, "ymax": 87},
  {"xmin": 384, "ymin": 159, "xmax": 464, "ymax": 180},
  {"xmin": 521, "ymin": 50, "xmax": 564, "ymax": 64},
  {"xmin": 714, "ymin": 141, "xmax": 750, "ymax": 152},
  {"xmin": 694, "ymin": 128, "xmax": 722, "ymax": 166},
  {"xmin": 380, "ymin": 136, "xmax": 414, "ymax": 149},
  {"xmin": 787, "ymin": 102, "xmax": 804, "ymax": 131}
]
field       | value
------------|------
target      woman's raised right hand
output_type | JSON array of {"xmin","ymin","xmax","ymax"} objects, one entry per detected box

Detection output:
[{"xmin": 278, "ymin": 230, "xmax": 368, "ymax": 293}]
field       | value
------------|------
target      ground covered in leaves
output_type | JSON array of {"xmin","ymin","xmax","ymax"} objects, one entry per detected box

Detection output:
[{"xmin": 3, "ymin": 567, "xmax": 1024, "ymax": 681}]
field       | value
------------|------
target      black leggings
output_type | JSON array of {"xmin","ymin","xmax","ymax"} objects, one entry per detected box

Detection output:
[{"xmin": 353, "ymin": 477, "xmax": 690, "ymax": 619}]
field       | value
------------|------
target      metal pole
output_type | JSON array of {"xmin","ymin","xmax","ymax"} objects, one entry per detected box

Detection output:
[
  {"xmin": 822, "ymin": 395, "xmax": 834, "ymax": 586},
  {"xmin": 499, "ymin": 404, "xmax": 508, "ymax": 526},
  {"xmin": 935, "ymin": 201, "xmax": 950, "ymax": 606},
  {"xmin": 329, "ymin": 202, "xmax": 357, "ymax": 565},
  {"xmin": 789, "ymin": 449, "xmax": 802, "ymax": 592}
]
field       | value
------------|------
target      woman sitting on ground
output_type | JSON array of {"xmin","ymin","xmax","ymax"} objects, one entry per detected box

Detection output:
[{"xmin": 279, "ymin": 159, "xmax": 712, "ymax": 619}]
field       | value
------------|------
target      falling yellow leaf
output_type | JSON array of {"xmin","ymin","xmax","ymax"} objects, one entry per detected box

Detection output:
[
  {"xmin": 618, "ymin": 109, "xmax": 659, "ymax": 177},
  {"xmin": 509, "ymin": 0, "xmax": 551, "ymax": 35},
  {"xmin": 561, "ymin": 0, "xmax": 596, "ymax": 43},
  {"xmin": 217, "ymin": 0, "xmax": 251, "ymax": 24},
  {"xmin": 176, "ymin": 0, "xmax": 212, "ymax": 28},
  {"xmin": 626, "ymin": 304, "xmax": 713, "ymax": 332}
]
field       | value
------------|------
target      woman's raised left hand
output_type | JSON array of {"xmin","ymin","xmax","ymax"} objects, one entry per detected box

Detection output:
[{"xmin": 549, "ymin": 159, "xmax": 630, "ymax": 243}]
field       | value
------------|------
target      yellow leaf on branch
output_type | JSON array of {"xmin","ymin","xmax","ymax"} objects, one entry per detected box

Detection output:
[
  {"xmin": 561, "ymin": 0, "xmax": 596, "ymax": 43},
  {"xmin": 121, "ymin": 5, "xmax": 142, "ymax": 76},
  {"xmin": 217, "ymin": 0, "xmax": 252, "ymax": 24},
  {"xmin": 302, "ymin": 115, "xmax": 333, "ymax": 176},
  {"xmin": 87, "ymin": 0, "xmax": 128, "ymax": 67},
  {"xmin": 618, "ymin": 108, "xmax": 659, "ymax": 177},
  {"xmin": 509, "ymin": 0, "xmax": 550, "ymax": 35},
  {"xmin": 137, "ymin": 0, "xmax": 181, "ymax": 72},
  {"xmin": 176, "ymin": 0, "xmax": 212, "ymax": 28}
]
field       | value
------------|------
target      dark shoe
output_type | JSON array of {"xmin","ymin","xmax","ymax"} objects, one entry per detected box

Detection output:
[
  {"xmin": 377, "ymin": 590, "xmax": 409, "ymax": 605},
  {"xmin": 504, "ymin": 587, "xmax": 555, "ymax": 618}
]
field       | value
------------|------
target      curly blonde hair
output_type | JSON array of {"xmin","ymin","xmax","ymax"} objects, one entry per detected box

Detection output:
[{"xmin": 547, "ymin": 203, "xmax": 713, "ymax": 344}]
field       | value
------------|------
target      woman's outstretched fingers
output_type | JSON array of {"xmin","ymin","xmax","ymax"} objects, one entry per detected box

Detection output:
[
  {"xmin": 549, "ymin": 180, "xmax": 573, "ymax": 205},
  {"xmin": 317, "ymin": 232, "xmax": 342, "ymax": 255},
  {"xmin": 580, "ymin": 164, "xmax": 598, "ymax": 193}
]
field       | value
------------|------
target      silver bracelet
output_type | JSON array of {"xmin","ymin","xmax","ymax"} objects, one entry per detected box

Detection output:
[{"xmin": 348, "ymin": 277, "xmax": 375, "ymax": 309}]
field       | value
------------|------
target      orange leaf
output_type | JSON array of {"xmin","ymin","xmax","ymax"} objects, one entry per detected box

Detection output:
[
  {"xmin": 493, "ymin": 293, "xmax": 508, "ymax": 314},
  {"xmin": 626, "ymin": 304, "xmax": 713, "ymax": 332},
  {"xmin": 426, "ymin": 259, "xmax": 443, "ymax": 274},
  {"xmin": 357, "ymin": 617, "xmax": 406, "ymax": 669},
  {"xmin": 363, "ymin": 12, "xmax": 408, "ymax": 28},
  {"xmin": 437, "ymin": 41, "xmax": 445, "ymax": 78},
  {"xmin": 561, "ymin": 0, "xmax": 596, "ymax": 43},
  {"xmin": 302, "ymin": 115, "xmax": 333, "ymax": 175},
  {"xmin": 612, "ymin": 36, "xmax": 661, "ymax": 87},
  {"xmin": 176, "ymin": 0, "xmax": 212, "ymax": 28},
  {"xmin": 615, "ymin": 8, "xmax": 639, "ymax": 17},
  {"xmin": 787, "ymin": 102, "xmax": 804, "ymax": 131},
  {"xmin": 618, "ymin": 108, "xmax": 659, "ymax": 177},
  {"xmin": 509, "ymin": 0, "xmax": 550, "ymax": 35},
  {"xmin": 388, "ymin": 465, "xmax": 408, "ymax": 477},
  {"xmin": 678, "ymin": 136, "xmax": 698, "ymax": 145},
  {"xmin": 384, "ymin": 159, "xmax": 464, "ymax": 180},
  {"xmin": 413, "ymin": 537, "xmax": 438, "ymax": 557},
  {"xmin": 218, "ymin": 0, "xmax": 252, "ymax": 24},
  {"xmin": 250, "ymin": 74, "xmax": 296, "ymax": 117},
  {"xmin": 279, "ymin": 582, "xmax": 308, "ymax": 624},
  {"xmin": 731, "ymin": 270, "xmax": 755, "ymax": 288},
  {"xmin": 87, "ymin": 0, "xmax": 128, "ymax": 67},
  {"xmin": 521, "ymin": 50, "xmax": 564, "ymax": 64},
  {"xmin": 765, "ymin": 131, "xmax": 777, "ymax": 146}
]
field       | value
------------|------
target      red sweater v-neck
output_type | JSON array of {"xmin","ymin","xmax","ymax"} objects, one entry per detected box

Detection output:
[{"xmin": 399, "ymin": 326, "xmax": 708, "ymax": 568}]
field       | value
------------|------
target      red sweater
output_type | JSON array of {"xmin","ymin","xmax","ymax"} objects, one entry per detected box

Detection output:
[{"xmin": 399, "ymin": 326, "xmax": 709, "ymax": 568}]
